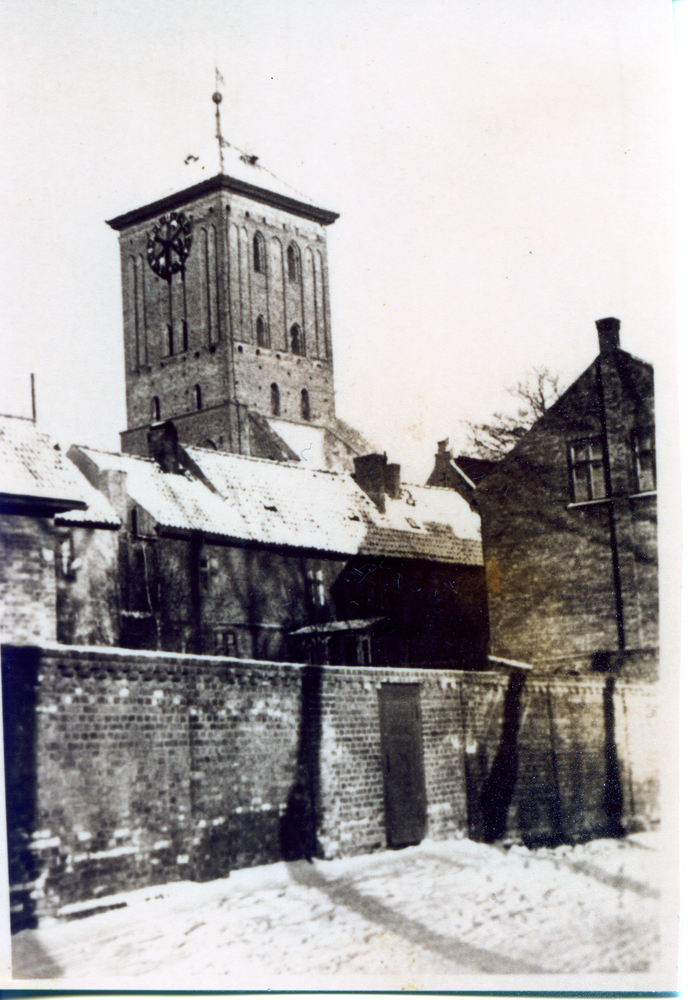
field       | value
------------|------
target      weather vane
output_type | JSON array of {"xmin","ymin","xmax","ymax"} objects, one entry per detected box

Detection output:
[{"xmin": 213, "ymin": 67, "xmax": 226, "ymax": 174}]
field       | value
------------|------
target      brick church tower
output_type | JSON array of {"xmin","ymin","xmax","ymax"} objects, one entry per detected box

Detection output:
[{"xmin": 107, "ymin": 101, "xmax": 368, "ymax": 470}]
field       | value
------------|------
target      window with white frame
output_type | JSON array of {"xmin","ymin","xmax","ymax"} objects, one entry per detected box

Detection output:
[
  {"xmin": 57, "ymin": 535, "xmax": 76, "ymax": 579},
  {"xmin": 214, "ymin": 630, "xmax": 237, "ymax": 656},
  {"xmin": 569, "ymin": 437, "xmax": 605, "ymax": 502},
  {"xmin": 307, "ymin": 568, "xmax": 325, "ymax": 606}
]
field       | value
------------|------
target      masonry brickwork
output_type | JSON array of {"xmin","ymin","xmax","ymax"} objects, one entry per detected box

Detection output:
[
  {"xmin": 476, "ymin": 351, "xmax": 656, "ymax": 674},
  {"xmin": 3, "ymin": 643, "xmax": 658, "ymax": 927},
  {"xmin": 118, "ymin": 531, "xmax": 487, "ymax": 667},
  {"xmin": 430, "ymin": 337, "xmax": 657, "ymax": 678},
  {"xmin": 0, "ymin": 516, "xmax": 57, "ymax": 644},
  {"xmin": 111, "ymin": 181, "xmax": 341, "ymax": 461},
  {"xmin": 55, "ymin": 526, "xmax": 120, "ymax": 648}
]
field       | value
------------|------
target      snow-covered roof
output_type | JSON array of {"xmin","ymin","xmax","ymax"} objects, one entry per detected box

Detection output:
[
  {"xmin": 0, "ymin": 416, "xmax": 118, "ymax": 527},
  {"xmin": 72, "ymin": 444, "xmax": 482, "ymax": 565},
  {"xmin": 265, "ymin": 419, "xmax": 327, "ymax": 468},
  {"xmin": 107, "ymin": 143, "xmax": 338, "ymax": 231},
  {"xmin": 165, "ymin": 139, "xmax": 325, "ymax": 210},
  {"xmin": 71, "ymin": 446, "xmax": 245, "ymax": 539}
]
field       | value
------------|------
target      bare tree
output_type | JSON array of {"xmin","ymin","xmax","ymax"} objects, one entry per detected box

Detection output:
[{"xmin": 463, "ymin": 367, "xmax": 563, "ymax": 460}]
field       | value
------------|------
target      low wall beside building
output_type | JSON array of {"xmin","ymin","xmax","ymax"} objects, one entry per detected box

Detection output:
[{"xmin": 2, "ymin": 643, "xmax": 658, "ymax": 927}]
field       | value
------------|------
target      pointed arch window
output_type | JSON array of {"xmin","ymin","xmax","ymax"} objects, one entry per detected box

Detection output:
[
  {"xmin": 301, "ymin": 388, "xmax": 311, "ymax": 421},
  {"xmin": 152, "ymin": 396, "xmax": 161, "ymax": 421},
  {"xmin": 290, "ymin": 323, "xmax": 304, "ymax": 356},
  {"xmin": 194, "ymin": 384, "xmax": 202, "ymax": 410},
  {"xmin": 287, "ymin": 242, "xmax": 301, "ymax": 283},
  {"xmin": 270, "ymin": 383, "xmax": 280, "ymax": 416},
  {"xmin": 253, "ymin": 231, "xmax": 266, "ymax": 273},
  {"xmin": 256, "ymin": 315, "xmax": 269, "ymax": 348}
]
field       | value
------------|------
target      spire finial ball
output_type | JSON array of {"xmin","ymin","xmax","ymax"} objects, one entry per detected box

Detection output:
[{"xmin": 212, "ymin": 91, "xmax": 223, "ymax": 104}]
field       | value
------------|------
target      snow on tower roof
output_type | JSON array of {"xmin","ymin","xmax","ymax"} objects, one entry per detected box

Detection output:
[{"xmin": 107, "ymin": 140, "xmax": 339, "ymax": 231}]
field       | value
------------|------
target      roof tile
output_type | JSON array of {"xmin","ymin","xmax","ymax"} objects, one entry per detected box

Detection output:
[
  {"xmin": 75, "ymin": 445, "xmax": 482, "ymax": 565},
  {"xmin": 0, "ymin": 417, "xmax": 119, "ymax": 526}
]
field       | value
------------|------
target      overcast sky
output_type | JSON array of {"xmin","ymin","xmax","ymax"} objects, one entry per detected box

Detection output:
[{"xmin": 0, "ymin": 0, "xmax": 675, "ymax": 482}]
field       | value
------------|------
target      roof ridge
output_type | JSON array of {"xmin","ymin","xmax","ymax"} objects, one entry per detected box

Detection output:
[
  {"xmin": 186, "ymin": 445, "xmax": 343, "ymax": 477},
  {"xmin": 0, "ymin": 413, "xmax": 35, "ymax": 423},
  {"xmin": 401, "ymin": 481, "xmax": 454, "ymax": 491},
  {"xmin": 75, "ymin": 444, "xmax": 157, "ymax": 464}
]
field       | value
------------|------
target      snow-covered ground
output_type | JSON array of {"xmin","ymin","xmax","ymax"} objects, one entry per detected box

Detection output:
[{"xmin": 12, "ymin": 832, "xmax": 666, "ymax": 987}]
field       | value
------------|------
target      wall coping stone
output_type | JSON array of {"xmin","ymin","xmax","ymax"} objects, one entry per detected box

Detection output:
[{"xmin": 1, "ymin": 643, "xmax": 657, "ymax": 692}]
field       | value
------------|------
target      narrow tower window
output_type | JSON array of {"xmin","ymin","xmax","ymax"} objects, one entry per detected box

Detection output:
[
  {"xmin": 256, "ymin": 315, "xmax": 269, "ymax": 348},
  {"xmin": 167, "ymin": 323, "xmax": 174, "ymax": 356},
  {"xmin": 290, "ymin": 324, "xmax": 304, "ymax": 356},
  {"xmin": 194, "ymin": 384, "xmax": 202, "ymax": 410},
  {"xmin": 271, "ymin": 383, "xmax": 280, "ymax": 416},
  {"xmin": 182, "ymin": 320, "xmax": 189, "ymax": 353},
  {"xmin": 287, "ymin": 242, "xmax": 301, "ymax": 283},
  {"xmin": 301, "ymin": 388, "xmax": 311, "ymax": 421},
  {"xmin": 152, "ymin": 396, "xmax": 160, "ymax": 421},
  {"xmin": 253, "ymin": 231, "xmax": 266, "ymax": 273}
]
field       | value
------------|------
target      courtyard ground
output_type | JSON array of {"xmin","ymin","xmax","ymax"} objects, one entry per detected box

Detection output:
[{"xmin": 11, "ymin": 831, "xmax": 666, "ymax": 987}]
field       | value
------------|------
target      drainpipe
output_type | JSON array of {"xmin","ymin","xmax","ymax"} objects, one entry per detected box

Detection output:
[{"xmin": 595, "ymin": 317, "xmax": 625, "ymax": 653}]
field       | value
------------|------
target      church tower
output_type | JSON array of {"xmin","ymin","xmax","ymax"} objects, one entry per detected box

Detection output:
[{"xmin": 108, "ymin": 97, "xmax": 365, "ymax": 469}]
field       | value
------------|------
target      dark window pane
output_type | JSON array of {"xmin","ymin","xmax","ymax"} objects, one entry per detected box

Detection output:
[{"xmin": 589, "ymin": 461, "xmax": 605, "ymax": 499}]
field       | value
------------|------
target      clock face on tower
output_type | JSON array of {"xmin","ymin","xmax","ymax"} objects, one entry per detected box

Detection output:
[{"xmin": 146, "ymin": 211, "xmax": 193, "ymax": 280}]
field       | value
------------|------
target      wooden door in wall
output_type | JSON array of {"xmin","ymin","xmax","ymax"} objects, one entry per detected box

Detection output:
[{"xmin": 378, "ymin": 684, "xmax": 427, "ymax": 847}]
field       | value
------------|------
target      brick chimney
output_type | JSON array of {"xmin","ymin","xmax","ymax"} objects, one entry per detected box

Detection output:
[
  {"xmin": 596, "ymin": 316, "xmax": 621, "ymax": 354},
  {"xmin": 148, "ymin": 420, "xmax": 182, "ymax": 475},
  {"xmin": 97, "ymin": 469, "xmax": 127, "ymax": 521},
  {"xmin": 384, "ymin": 462, "xmax": 401, "ymax": 500},
  {"xmin": 427, "ymin": 439, "xmax": 452, "ymax": 488},
  {"xmin": 353, "ymin": 453, "xmax": 387, "ymax": 512},
  {"xmin": 353, "ymin": 453, "xmax": 404, "ymax": 511}
]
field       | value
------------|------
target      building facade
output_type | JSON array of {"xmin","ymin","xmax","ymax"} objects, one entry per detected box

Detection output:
[
  {"xmin": 108, "ymin": 159, "xmax": 366, "ymax": 470},
  {"xmin": 428, "ymin": 318, "xmax": 658, "ymax": 678},
  {"xmin": 0, "ymin": 415, "xmax": 120, "ymax": 646},
  {"xmin": 69, "ymin": 434, "xmax": 488, "ymax": 668}
]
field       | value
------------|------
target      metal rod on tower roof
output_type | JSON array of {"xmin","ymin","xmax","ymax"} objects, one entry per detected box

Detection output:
[
  {"xmin": 30, "ymin": 373, "xmax": 36, "ymax": 423},
  {"xmin": 213, "ymin": 89, "xmax": 224, "ymax": 174}
]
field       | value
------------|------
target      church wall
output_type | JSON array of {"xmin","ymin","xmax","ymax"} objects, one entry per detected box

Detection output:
[
  {"xmin": 121, "ymin": 402, "xmax": 235, "ymax": 455},
  {"xmin": 3, "ymin": 642, "xmax": 658, "ymax": 926},
  {"xmin": 116, "ymin": 185, "xmax": 336, "ymax": 456},
  {"xmin": 232, "ymin": 344, "xmax": 335, "ymax": 425}
]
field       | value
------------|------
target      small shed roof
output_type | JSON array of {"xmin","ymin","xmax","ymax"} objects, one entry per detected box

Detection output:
[
  {"xmin": 290, "ymin": 617, "xmax": 387, "ymax": 635},
  {"xmin": 0, "ymin": 416, "xmax": 118, "ymax": 526}
]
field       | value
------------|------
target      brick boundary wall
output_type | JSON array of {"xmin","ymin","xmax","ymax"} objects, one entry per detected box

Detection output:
[{"xmin": 1, "ymin": 643, "xmax": 658, "ymax": 927}]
